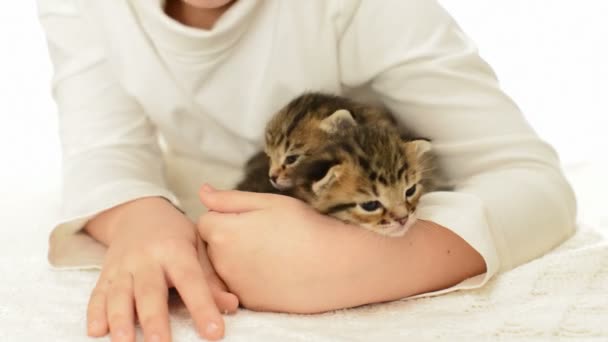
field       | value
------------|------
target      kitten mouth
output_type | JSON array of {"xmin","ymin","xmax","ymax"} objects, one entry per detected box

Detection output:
[
  {"xmin": 381, "ymin": 225, "xmax": 409, "ymax": 237},
  {"xmin": 270, "ymin": 178, "xmax": 293, "ymax": 190},
  {"xmin": 377, "ymin": 215, "xmax": 417, "ymax": 237},
  {"xmin": 403, "ymin": 214, "xmax": 417, "ymax": 230}
]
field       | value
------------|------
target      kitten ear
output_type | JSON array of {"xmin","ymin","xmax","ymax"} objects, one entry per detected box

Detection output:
[
  {"xmin": 312, "ymin": 164, "xmax": 343, "ymax": 195},
  {"xmin": 319, "ymin": 109, "xmax": 356, "ymax": 134},
  {"xmin": 404, "ymin": 139, "xmax": 432, "ymax": 158},
  {"xmin": 299, "ymin": 158, "xmax": 343, "ymax": 195}
]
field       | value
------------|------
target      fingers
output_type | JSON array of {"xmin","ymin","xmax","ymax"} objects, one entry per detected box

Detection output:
[
  {"xmin": 196, "ymin": 237, "xmax": 239, "ymax": 314},
  {"xmin": 106, "ymin": 273, "xmax": 136, "ymax": 342},
  {"xmin": 167, "ymin": 253, "xmax": 225, "ymax": 341},
  {"xmin": 199, "ymin": 184, "xmax": 285, "ymax": 213},
  {"xmin": 197, "ymin": 211, "xmax": 240, "ymax": 243},
  {"xmin": 133, "ymin": 265, "xmax": 171, "ymax": 342},
  {"xmin": 87, "ymin": 279, "xmax": 109, "ymax": 337},
  {"xmin": 208, "ymin": 280, "xmax": 239, "ymax": 314}
]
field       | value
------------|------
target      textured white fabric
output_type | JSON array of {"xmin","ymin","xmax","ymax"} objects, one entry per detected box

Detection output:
[
  {"xmin": 2, "ymin": 193, "xmax": 606, "ymax": 341},
  {"xmin": 38, "ymin": 0, "xmax": 576, "ymax": 296}
]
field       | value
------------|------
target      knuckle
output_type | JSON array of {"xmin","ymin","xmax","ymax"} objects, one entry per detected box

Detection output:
[
  {"xmin": 208, "ymin": 231, "xmax": 226, "ymax": 245},
  {"xmin": 115, "ymin": 252, "xmax": 146, "ymax": 271},
  {"xmin": 139, "ymin": 315, "xmax": 162, "ymax": 330},
  {"xmin": 198, "ymin": 210, "xmax": 218, "ymax": 227},
  {"xmin": 199, "ymin": 218, "xmax": 227, "ymax": 246},
  {"xmin": 197, "ymin": 213, "xmax": 209, "ymax": 228},
  {"xmin": 136, "ymin": 285, "xmax": 165, "ymax": 301},
  {"xmin": 108, "ymin": 313, "xmax": 130, "ymax": 326},
  {"xmin": 109, "ymin": 286, "xmax": 133, "ymax": 299},
  {"xmin": 211, "ymin": 260, "xmax": 231, "ymax": 278},
  {"xmin": 198, "ymin": 213, "xmax": 221, "ymax": 234},
  {"xmin": 172, "ymin": 266, "xmax": 200, "ymax": 284},
  {"xmin": 151, "ymin": 238, "xmax": 187, "ymax": 258}
]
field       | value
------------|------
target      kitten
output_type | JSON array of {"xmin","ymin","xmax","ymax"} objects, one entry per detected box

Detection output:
[
  {"xmin": 235, "ymin": 92, "xmax": 435, "ymax": 236},
  {"xmin": 262, "ymin": 92, "xmax": 396, "ymax": 190},
  {"xmin": 291, "ymin": 124, "xmax": 433, "ymax": 237},
  {"xmin": 235, "ymin": 151, "xmax": 284, "ymax": 194}
]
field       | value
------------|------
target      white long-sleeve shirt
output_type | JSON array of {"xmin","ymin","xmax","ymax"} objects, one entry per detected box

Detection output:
[{"xmin": 39, "ymin": 0, "xmax": 576, "ymax": 294}]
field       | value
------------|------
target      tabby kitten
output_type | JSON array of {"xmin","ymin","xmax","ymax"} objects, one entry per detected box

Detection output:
[
  {"xmin": 292, "ymin": 124, "xmax": 433, "ymax": 237},
  {"xmin": 262, "ymin": 92, "xmax": 396, "ymax": 191},
  {"xmin": 235, "ymin": 151, "xmax": 284, "ymax": 194}
]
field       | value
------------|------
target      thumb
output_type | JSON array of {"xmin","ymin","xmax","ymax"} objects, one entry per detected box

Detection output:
[{"xmin": 199, "ymin": 184, "xmax": 281, "ymax": 213}]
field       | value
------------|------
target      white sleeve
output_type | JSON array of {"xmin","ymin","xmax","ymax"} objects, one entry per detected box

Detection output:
[
  {"xmin": 38, "ymin": 0, "xmax": 180, "ymax": 267},
  {"xmin": 337, "ymin": 0, "xmax": 576, "ymax": 290}
]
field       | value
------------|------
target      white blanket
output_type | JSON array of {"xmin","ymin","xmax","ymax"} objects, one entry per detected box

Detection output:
[{"xmin": 2, "ymin": 165, "xmax": 607, "ymax": 341}]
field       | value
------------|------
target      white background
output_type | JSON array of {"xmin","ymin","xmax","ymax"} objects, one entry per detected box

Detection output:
[{"xmin": 0, "ymin": 1, "xmax": 606, "ymax": 225}]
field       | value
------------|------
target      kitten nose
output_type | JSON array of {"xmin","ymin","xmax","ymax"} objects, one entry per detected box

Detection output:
[
  {"xmin": 269, "ymin": 175, "xmax": 278, "ymax": 183},
  {"xmin": 396, "ymin": 216, "xmax": 408, "ymax": 225}
]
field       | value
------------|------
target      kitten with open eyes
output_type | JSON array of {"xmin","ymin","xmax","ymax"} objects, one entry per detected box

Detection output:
[
  {"xmin": 292, "ymin": 124, "xmax": 433, "ymax": 237},
  {"xmin": 235, "ymin": 92, "xmax": 435, "ymax": 236}
]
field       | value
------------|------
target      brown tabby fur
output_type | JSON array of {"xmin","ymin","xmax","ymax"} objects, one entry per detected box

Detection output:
[
  {"xmin": 236, "ymin": 92, "xmax": 434, "ymax": 236},
  {"xmin": 263, "ymin": 92, "xmax": 396, "ymax": 190},
  {"xmin": 292, "ymin": 124, "xmax": 433, "ymax": 236}
]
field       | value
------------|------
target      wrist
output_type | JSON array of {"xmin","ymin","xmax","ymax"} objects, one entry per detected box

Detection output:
[{"xmin": 85, "ymin": 196, "xmax": 187, "ymax": 245}]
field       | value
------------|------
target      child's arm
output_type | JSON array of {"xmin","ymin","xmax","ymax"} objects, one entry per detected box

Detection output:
[
  {"xmin": 197, "ymin": 188, "xmax": 485, "ymax": 313},
  {"xmin": 336, "ymin": 0, "xmax": 576, "ymax": 278},
  {"xmin": 198, "ymin": 0, "xmax": 576, "ymax": 311},
  {"xmin": 39, "ymin": 2, "xmax": 234, "ymax": 340}
]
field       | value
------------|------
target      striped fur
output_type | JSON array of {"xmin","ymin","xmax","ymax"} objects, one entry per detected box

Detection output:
[
  {"xmin": 236, "ymin": 92, "xmax": 435, "ymax": 236},
  {"xmin": 263, "ymin": 92, "xmax": 396, "ymax": 190},
  {"xmin": 292, "ymin": 124, "xmax": 434, "ymax": 237}
]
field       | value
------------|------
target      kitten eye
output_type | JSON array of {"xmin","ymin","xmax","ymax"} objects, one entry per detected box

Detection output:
[
  {"xmin": 359, "ymin": 201, "xmax": 382, "ymax": 212},
  {"xmin": 405, "ymin": 184, "xmax": 417, "ymax": 197},
  {"xmin": 284, "ymin": 155, "xmax": 299, "ymax": 165}
]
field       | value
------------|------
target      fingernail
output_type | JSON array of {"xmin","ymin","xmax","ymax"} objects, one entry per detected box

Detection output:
[
  {"xmin": 149, "ymin": 333, "xmax": 161, "ymax": 342},
  {"xmin": 205, "ymin": 322, "xmax": 219, "ymax": 336}
]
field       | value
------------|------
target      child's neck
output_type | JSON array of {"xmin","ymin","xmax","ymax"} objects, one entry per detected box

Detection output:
[{"xmin": 164, "ymin": 0, "xmax": 236, "ymax": 30}]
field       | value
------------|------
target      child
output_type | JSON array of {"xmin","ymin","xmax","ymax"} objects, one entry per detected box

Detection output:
[{"xmin": 39, "ymin": 0, "xmax": 576, "ymax": 341}]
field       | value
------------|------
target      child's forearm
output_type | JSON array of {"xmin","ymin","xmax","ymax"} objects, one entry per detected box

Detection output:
[
  {"xmin": 339, "ymin": 220, "xmax": 486, "ymax": 307},
  {"xmin": 283, "ymin": 220, "xmax": 486, "ymax": 313}
]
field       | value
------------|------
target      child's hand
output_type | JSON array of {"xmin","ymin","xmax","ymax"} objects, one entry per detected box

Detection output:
[
  {"xmin": 85, "ymin": 197, "xmax": 238, "ymax": 342},
  {"xmin": 197, "ymin": 185, "xmax": 374, "ymax": 313}
]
